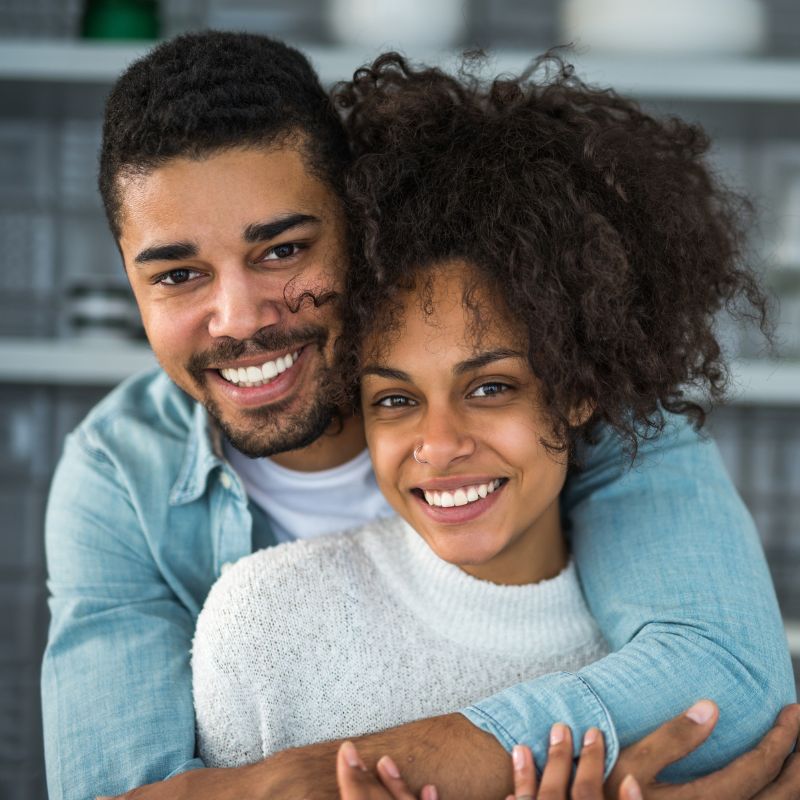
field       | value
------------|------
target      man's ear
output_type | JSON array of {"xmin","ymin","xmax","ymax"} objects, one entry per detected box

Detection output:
[{"xmin": 568, "ymin": 399, "xmax": 595, "ymax": 427}]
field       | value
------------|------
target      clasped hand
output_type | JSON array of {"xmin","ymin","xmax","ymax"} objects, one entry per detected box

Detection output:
[{"xmin": 337, "ymin": 702, "xmax": 800, "ymax": 800}]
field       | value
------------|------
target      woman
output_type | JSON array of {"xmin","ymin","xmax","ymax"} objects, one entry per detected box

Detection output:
[{"xmin": 191, "ymin": 54, "xmax": 784, "ymax": 796}]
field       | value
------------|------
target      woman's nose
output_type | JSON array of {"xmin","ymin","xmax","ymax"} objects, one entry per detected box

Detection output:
[{"xmin": 416, "ymin": 409, "xmax": 476, "ymax": 469}]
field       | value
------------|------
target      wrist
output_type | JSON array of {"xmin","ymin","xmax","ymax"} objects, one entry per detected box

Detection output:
[{"xmin": 354, "ymin": 713, "xmax": 513, "ymax": 799}]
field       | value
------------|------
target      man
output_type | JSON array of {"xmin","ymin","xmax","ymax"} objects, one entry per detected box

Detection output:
[{"xmin": 41, "ymin": 31, "xmax": 795, "ymax": 800}]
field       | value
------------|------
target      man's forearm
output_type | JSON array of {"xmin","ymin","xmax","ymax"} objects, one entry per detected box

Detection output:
[{"xmin": 260, "ymin": 713, "xmax": 512, "ymax": 800}]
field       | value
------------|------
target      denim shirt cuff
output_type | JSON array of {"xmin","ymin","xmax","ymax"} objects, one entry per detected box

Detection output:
[
  {"xmin": 459, "ymin": 671, "xmax": 620, "ymax": 778},
  {"xmin": 165, "ymin": 757, "xmax": 206, "ymax": 779}
]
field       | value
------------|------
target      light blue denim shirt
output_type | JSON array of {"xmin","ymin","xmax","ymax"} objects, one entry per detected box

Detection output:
[{"xmin": 42, "ymin": 369, "xmax": 795, "ymax": 800}]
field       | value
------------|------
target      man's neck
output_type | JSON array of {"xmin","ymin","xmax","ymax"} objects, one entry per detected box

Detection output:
[{"xmin": 268, "ymin": 412, "xmax": 367, "ymax": 472}]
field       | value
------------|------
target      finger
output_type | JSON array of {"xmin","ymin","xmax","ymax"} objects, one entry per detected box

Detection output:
[
  {"xmin": 538, "ymin": 723, "xmax": 574, "ymax": 800},
  {"xmin": 375, "ymin": 755, "xmax": 419, "ymax": 800},
  {"xmin": 572, "ymin": 728, "xmax": 604, "ymax": 799},
  {"xmin": 753, "ymin": 750, "xmax": 799, "ymax": 799},
  {"xmin": 337, "ymin": 741, "xmax": 383, "ymax": 799},
  {"xmin": 617, "ymin": 700, "xmax": 718, "ymax": 782},
  {"xmin": 683, "ymin": 704, "xmax": 800, "ymax": 800},
  {"xmin": 618, "ymin": 774, "xmax": 643, "ymax": 800},
  {"xmin": 512, "ymin": 743, "xmax": 537, "ymax": 799}
]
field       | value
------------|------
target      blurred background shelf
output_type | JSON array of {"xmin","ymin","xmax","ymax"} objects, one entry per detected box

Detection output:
[
  {"xmin": 3, "ymin": 38, "xmax": 800, "ymax": 102},
  {"xmin": 0, "ymin": 338, "xmax": 155, "ymax": 385},
  {"xmin": 0, "ymin": 339, "xmax": 796, "ymax": 403}
]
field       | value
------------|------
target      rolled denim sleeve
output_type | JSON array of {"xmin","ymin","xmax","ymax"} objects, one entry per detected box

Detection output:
[
  {"xmin": 462, "ymin": 414, "xmax": 795, "ymax": 779},
  {"xmin": 42, "ymin": 431, "xmax": 203, "ymax": 800}
]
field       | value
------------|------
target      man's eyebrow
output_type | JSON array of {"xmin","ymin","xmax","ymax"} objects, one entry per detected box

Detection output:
[
  {"xmin": 243, "ymin": 213, "xmax": 320, "ymax": 243},
  {"xmin": 454, "ymin": 348, "xmax": 527, "ymax": 375},
  {"xmin": 134, "ymin": 241, "xmax": 197, "ymax": 265}
]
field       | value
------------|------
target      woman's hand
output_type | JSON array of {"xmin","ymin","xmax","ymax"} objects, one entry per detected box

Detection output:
[
  {"xmin": 336, "ymin": 740, "xmax": 438, "ymax": 800},
  {"xmin": 506, "ymin": 724, "xmax": 606, "ymax": 800}
]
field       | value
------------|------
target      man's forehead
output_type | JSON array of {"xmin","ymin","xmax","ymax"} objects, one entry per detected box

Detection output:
[{"xmin": 116, "ymin": 144, "xmax": 343, "ymax": 243}]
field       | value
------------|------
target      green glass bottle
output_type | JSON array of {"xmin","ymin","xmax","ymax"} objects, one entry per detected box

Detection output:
[{"xmin": 81, "ymin": 0, "xmax": 160, "ymax": 40}]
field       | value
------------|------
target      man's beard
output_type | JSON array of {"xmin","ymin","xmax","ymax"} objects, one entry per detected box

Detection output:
[{"xmin": 186, "ymin": 324, "xmax": 340, "ymax": 459}]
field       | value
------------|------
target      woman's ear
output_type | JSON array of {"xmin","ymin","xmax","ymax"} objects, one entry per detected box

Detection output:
[{"xmin": 568, "ymin": 399, "xmax": 595, "ymax": 427}]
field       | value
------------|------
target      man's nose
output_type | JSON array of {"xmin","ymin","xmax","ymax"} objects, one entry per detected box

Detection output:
[
  {"xmin": 417, "ymin": 408, "xmax": 476, "ymax": 469},
  {"xmin": 206, "ymin": 270, "xmax": 283, "ymax": 340}
]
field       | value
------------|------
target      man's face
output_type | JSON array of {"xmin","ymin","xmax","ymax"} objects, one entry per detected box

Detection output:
[{"xmin": 118, "ymin": 144, "xmax": 347, "ymax": 458}]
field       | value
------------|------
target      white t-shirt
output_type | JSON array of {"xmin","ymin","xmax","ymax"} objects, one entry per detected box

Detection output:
[{"xmin": 223, "ymin": 442, "xmax": 394, "ymax": 543}]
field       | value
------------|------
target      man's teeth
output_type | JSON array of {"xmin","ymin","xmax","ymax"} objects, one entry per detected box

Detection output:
[
  {"xmin": 219, "ymin": 351, "xmax": 300, "ymax": 387},
  {"xmin": 423, "ymin": 479, "xmax": 503, "ymax": 508}
]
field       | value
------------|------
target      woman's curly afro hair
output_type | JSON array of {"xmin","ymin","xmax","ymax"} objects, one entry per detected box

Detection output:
[{"xmin": 333, "ymin": 52, "xmax": 770, "ymax": 459}]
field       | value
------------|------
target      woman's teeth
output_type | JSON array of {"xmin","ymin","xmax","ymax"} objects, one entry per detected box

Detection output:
[
  {"xmin": 423, "ymin": 479, "xmax": 503, "ymax": 508},
  {"xmin": 219, "ymin": 351, "xmax": 300, "ymax": 387}
]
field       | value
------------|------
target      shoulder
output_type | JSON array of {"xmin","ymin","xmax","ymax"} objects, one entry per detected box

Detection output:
[{"xmin": 72, "ymin": 368, "xmax": 196, "ymax": 457}]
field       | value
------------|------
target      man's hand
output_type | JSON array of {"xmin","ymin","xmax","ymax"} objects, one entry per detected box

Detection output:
[{"xmin": 608, "ymin": 701, "xmax": 800, "ymax": 800}]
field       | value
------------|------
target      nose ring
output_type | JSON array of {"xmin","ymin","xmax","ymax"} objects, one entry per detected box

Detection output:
[{"xmin": 413, "ymin": 444, "xmax": 428, "ymax": 464}]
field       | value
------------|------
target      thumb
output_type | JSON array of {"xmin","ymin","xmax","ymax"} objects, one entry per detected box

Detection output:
[{"xmin": 618, "ymin": 700, "xmax": 718, "ymax": 781}]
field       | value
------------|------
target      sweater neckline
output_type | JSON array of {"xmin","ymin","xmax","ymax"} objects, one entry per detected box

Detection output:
[{"xmin": 360, "ymin": 517, "xmax": 599, "ymax": 656}]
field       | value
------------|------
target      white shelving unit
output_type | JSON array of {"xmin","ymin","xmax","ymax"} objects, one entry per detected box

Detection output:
[
  {"xmin": 3, "ymin": 38, "xmax": 800, "ymax": 102},
  {"xmin": 0, "ymin": 336, "xmax": 796, "ymax": 401}
]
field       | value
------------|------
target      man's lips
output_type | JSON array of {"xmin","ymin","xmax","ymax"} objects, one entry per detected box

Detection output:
[
  {"xmin": 213, "ymin": 346, "xmax": 303, "ymax": 387},
  {"xmin": 205, "ymin": 345, "xmax": 311, "ymax": 408}
]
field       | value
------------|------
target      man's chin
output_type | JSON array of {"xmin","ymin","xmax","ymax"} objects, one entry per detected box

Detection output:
[{"xmin": 211, "ymin": 401, "xmax": 337, "ymax": 459}]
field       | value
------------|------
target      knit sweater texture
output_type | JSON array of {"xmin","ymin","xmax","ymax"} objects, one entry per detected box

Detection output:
[{"xmin": 192, "ymin": 515, "xmax": 608, "ymax": 767}]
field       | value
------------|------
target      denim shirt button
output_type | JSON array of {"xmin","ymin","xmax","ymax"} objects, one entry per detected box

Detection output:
[{"xmin": 219, "ymin": 471, "xmax": 232, "ymax": 490}]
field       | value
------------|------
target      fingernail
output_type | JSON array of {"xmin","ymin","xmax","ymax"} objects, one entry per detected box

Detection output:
[
  {"xmin": 621, "ymin": 774, "xmax": 643, "ymax": 800},
  {"xmin": 583, "ymin": 727, "xmax": 598, "ymax": 746},
  {"xmin": 550, "ymin": 723, "xmax": 565, "ymax": 746},
  {"xmin": 422, "ymin": 786, "xmax": 438, "ymax": 800},
  {"xmin": 512, "ymin": 744, "xmax": 525, "ymax": 771},
  {"xmin": 380, "ymin": 755, "xmax": 401, "ymax": 779},
  {"xmin": 341, "ymin": 741, "xmax": 366, "ymax": 770},
  {"xmin": 686, "ymin": 700, "xmax": 715, "ymax": 724}
]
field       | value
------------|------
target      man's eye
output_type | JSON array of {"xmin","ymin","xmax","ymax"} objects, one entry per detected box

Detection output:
[
  {"xmin": 469, "ymin": 382, "xmax": 511, "ymax": 398},
  {"xmin": 156, "ymin": 268, "xmax": 201, "ymax": 286},
  {"xmin": 261, "ymin": 243, "xmax": 303, "ymax": 261},
  {"xmin": 376, "ymin": 395, "xmax": 414, "ymax": 408}
]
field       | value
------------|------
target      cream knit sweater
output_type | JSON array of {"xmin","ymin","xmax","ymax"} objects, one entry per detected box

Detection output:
[{"xmin": 192, "ymin": 515, "xmax": 608, "ymax": 767}]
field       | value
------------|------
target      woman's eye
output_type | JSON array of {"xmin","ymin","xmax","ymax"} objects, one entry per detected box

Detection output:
[
  {"xmin": 156, "ymin": 268, "xmax": 201, "ymax": 286},
  {"xmin": 469, "ymin": 382, "xmax": 511, "ymax": 398},
  {"xmin": 376, "ymin": 395, "xmax": 414, "ymax": 408},
  {"xmin": 261, "ymin": 243, "xmax": 303, "ymax": 261}
]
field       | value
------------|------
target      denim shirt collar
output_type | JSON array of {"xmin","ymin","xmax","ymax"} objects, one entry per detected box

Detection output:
[{"xmin": 169, "ymin": 402, "xmax": 225, "ymax": 506}]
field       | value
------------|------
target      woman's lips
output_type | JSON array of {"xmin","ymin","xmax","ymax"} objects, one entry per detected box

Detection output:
[{"xmin": 412, "ymin": 479, "xmax": 507, "ymax": 525}]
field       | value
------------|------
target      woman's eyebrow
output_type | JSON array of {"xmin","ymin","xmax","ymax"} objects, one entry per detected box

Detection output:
[
  {"xmin": 361, "ymin": 365, "xmax": 411, "ymax": 381},
  {"xmin": 454, "ymin": 349, "xmax": 526, "ymax": 375}
]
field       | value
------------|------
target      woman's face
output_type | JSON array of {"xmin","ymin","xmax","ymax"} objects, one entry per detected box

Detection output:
[{"xmin": 360, "ymin": 263, "xmax": 569, "ymax": 585}]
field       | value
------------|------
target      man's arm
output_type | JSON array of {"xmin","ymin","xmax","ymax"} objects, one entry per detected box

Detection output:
[
  {"xmin": 42, "ymin": 431, "xmax": 202, "ymax": 800},
  {"xmin": 459, "ymin": 414, "xmax": 795, "ymax": 780}
]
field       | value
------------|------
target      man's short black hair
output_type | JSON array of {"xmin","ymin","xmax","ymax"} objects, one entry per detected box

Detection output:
[{"xmin": 99, "ymin": 30, "xmax": 350, "ymax": 239}]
